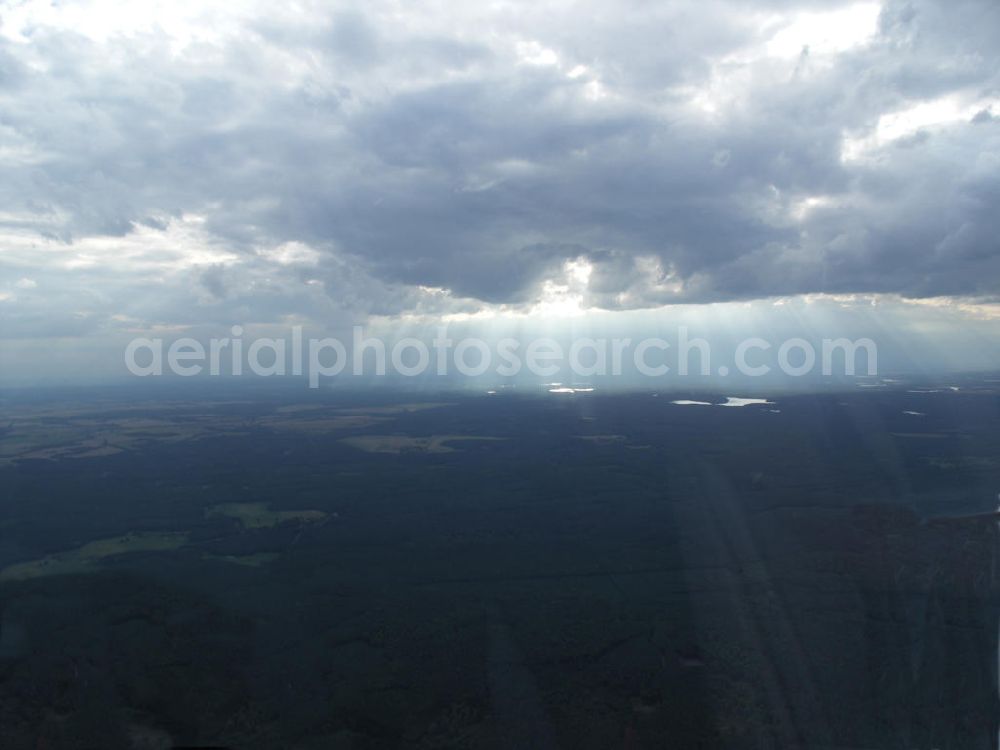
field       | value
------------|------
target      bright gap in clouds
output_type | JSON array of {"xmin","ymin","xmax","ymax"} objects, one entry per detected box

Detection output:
[
  {"xmin": 842, "ymin": 94, "xmax": 1000, "ymax": 161},
  {"xmin": 764, "ymin": 2, "xmax": 882, "ymax": 58},
  {"xmin": 685, "ymin": 2, "xmax": 882, "ymax": 118},
  {"xmin": 0, "ymin": 0, "xmax": 241, "ymax": 47}
]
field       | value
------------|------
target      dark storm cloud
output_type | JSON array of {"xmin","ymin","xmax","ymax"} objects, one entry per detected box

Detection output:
[{"xmin": 0, "ymin": 0, "xmax": 998, "ymax": 322}]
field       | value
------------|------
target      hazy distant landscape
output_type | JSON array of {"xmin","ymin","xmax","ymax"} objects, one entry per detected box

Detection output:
[{"xmin": 1, "ymin": 379, "xmax": 996, "ymax": 748}]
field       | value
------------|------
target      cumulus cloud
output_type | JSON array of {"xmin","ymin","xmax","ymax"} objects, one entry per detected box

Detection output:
[{"xmin": 0, "ymin": 0, "xmax": 998, "ymax": 336}]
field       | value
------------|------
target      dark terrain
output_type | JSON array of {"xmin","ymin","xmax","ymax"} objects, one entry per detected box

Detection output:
[{"xmin": 0, "ymin": 380, "xmax": 997, "ymax": 749}]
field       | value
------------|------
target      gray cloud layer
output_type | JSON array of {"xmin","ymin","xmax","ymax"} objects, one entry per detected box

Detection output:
[{"xmin": 0, "ymin": 0, "xmax": 998, "ymax": 332}]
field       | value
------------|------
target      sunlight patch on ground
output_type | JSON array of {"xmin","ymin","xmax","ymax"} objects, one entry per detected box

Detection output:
[
  {"xmin": 205, "ymin": 502, "xmax": 327, "ymax": 529},
  {"xmin": 202, "ymin": 552, "xmax": 282, "ymax": 567},
  {"xmin": 0, "ymin": 402, "xmax": 457, "ymax": 465},
  {"xmin": 260, "ymin": 415, "xmax": 390, "ymax": 432},
  {"xmin": 332, "ymin": 403, "xmax": 456, "ymax": 415},
  {"xmin": 574, "ymin": 435, "xmax": 627, "ymax": 445},
  {"xmin": 340, "ymin": 435, "xmax": 505, "ymax": 454},
  {"xmin": 0, "ymin": 532, "xmax": 189, "ymax": 582}
]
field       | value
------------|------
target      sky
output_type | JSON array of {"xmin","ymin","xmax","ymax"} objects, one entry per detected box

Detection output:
[{"xmin": 0, "ymin": 0, "xmax": 998, "ymax": 382}]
